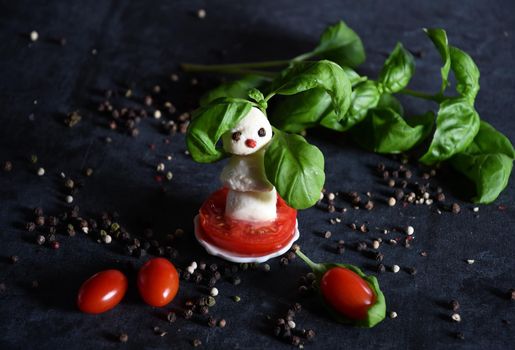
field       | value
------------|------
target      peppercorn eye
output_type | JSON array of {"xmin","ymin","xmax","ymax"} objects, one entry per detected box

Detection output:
[
  {"xmin": 258, "ymin": 128, "xmax": 266, "ymax": 137},
  {"xmin": 232, "ymin": 131, "xmax": 242, "ymax": 141}
]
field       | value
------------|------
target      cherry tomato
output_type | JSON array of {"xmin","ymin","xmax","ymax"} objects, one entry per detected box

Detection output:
[
  {"xmin": 137, "ymin": 258, "xmax": 179, "ymax": 307},
  {"xmin": 198, "ymin": 188, "xmax": 297, "ymax": 255},
  {"xmin": 77, "ymin": 269, "xmax": 128, "ymax": 314},
  {"xmin": 320, "ymin": 267, "xmax": 376, "ymax": 320}
]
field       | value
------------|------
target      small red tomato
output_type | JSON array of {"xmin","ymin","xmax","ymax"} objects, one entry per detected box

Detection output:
[
  {"xmin": 320, "ymin": 267, "xmax": 376, "ymax": 320},
  {"xmin": 137, "ymin": 258, "xmax": 179, "ymax": 307},
  {"xmin": 77, "ymin": 269, "xmax": 128, "ymax": 314}
]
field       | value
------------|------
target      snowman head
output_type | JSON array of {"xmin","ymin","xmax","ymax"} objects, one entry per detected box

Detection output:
[{"xmin": 222, "ymin": 107, "xmax": 273, "ymax": 156}]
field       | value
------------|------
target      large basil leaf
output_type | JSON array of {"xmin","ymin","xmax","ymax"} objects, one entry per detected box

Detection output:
[
  {"xmin": 351, "ymin": 108, "xmax": 433, "ymax": 154},
  {"xmin": 424, "ymin": 28, "xmax": 451, "ymax": 94},
  {"xmin": 450, "ymin": 121, "xmax": 514, "ymax": 203},
  {"xmin": 270, "ymin": 60, "xmax": 352, "ymax": 119},
  {"xmin": 269, "ymin": 88, "xmax": 331, "ymax": 133},
  {"xmin": 450, "ymin": 47, "xmax": 480, "ymax": 104},
  {"xmin": 308, "ymin": 21, "xmax": 366, "ymax": 68},
  {"xmin": 264, "ymin": 129, "xmax": 325, "ymax": 209},
  {"xmin": 186, "ymin": 98, "xmax": 252, "ymax": 163},
  {"xmin": 378, "ymin": 43, "xmax": 415, "ymax": 93},
  {"xmin": 320, "ymin": 81, "xmax": 380, "ymax": 132},
  {"xmin": 420, "ymin": 98, "xmax": 480, "ymax": 165},
  {"xmin": 200, "ymin": 75, "xmax": 268, "ymax": 106}
]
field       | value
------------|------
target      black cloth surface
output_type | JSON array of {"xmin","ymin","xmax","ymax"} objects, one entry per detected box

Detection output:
[{"xmin": 0, "ymin": 1, "xmax": 514, "ymax": 349}]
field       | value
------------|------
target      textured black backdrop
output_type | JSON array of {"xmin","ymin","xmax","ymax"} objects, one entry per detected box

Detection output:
[{"xmin": 0, "ymin": 1, "xmax": 514, "ymax": 349}]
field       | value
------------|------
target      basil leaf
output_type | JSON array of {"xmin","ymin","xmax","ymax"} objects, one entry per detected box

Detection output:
[
  {"xmin": 378, "ymin": 43, "xmax": 415, "ymax": 93},
  {"xmin": 270, "ymin": 88, "xmax": 332, "ymax": 133},
  {"xmin": 186, "ymin": 98, "xmax": 252, "ymax": 163},
  {"xmin": 463, "ymin": 121, "xmax": 515, "ymax": 158},
  {"xmin": 450, "ymin": 47, "xmax": 480, "ymax": 104},
  {"xmin": 341, "ymin": 66, "xmax": 368, "ymax": 86},
  {"xmin": 351, "ymin": 108, "xmax": 433, "ymax": 154},
  {"xmin": 295, "ymin": 250, "xmax": 386, "ymax": 328},
  {"xmin": 420, "ymin": 98, "xmax": 480, "ymax": 165},
  {"xmin": 450, "ymin": 121, "xmax": 515, "ymax": 203},
  {"xmin": 320, "ymin": 81, "xmax": 380, "ymax": 132},
  {"xmin": 270, "ymin": 60, "xmax": 352, "ymax": 119},
  {"xmin": 269, "ymin": 66, "xmax": 366, "ymax": 132},
  {"xmin": 199, "ymin": 75, "xmax": 268, "ymax": 106},
  {"xmin": 310, "ymin": 21, "xmax": 366, "ymax": 68},
  {"xmin": 264, "ymin": 129, "xmax": 325, "ymax": 209},
  {"xmin": 424, "ymin": 28, "xmax": 451, "ymax": 93},
  {"xmin": 376, "ymin": 93, "xmax": 404, "ymax": 116},
  {"xmin": 248, "ymin": 88, "xmax": 267, "ymax": 111}
]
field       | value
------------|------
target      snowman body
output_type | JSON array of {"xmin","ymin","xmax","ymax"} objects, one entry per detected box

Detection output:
[{"xmin": 220, "ymin": 107, "xmax": 277, "ymax": 222}]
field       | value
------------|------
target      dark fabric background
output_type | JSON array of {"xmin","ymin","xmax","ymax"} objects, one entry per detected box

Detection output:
[{"xmin": 0, "ymin": 1, "xmax": 514, "ymax": 349}]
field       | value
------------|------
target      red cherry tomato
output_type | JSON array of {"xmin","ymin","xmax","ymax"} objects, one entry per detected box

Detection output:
[
  {"xmin": 198, "ymin": 188, "xmax": 297, "ymax": 255},
  {"xmin": 137, "ymin": 258, "xmax": 179, "ymax": 307},
  {"xmin": 320, "ymin": 267, "xmax": 376, "ymax": 320},
  {"xmin": 77, "ymin": 269, "xmax": 128, "ymax": 314}
]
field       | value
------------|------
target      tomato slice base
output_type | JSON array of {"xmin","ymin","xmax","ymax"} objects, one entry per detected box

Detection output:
[{"xmin": 195, "ymin": 188, "xmax": 298, "ymax": 259}]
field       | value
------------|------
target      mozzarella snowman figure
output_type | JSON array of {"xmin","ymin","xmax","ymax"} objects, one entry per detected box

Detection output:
[
  {"xmin": 193, "ymin": 106, "xmax": 300, "ymax": 263},
  {"xmin": 220, "ymin": 107, "xmax": 276, "ymax": 222}
]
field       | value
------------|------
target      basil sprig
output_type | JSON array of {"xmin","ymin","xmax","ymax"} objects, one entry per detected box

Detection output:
[
  {"xmin": 295, "ymin": 249, "xmax": 386, "ymax": 328},
  {"xmin": 183, "ymin": 21, "xmax": 513, "ymax": 204}
]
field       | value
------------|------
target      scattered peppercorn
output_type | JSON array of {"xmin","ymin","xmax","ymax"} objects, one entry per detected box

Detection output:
[
  {"xmin": 119, "ymin": 333, "xmax": 129, "ymax": 343},
  {"xmin": 451, "ymin": 313, "xmax": 461, "ymax": 322},
  {"xmin": 451, "ymin": 203, "xmax": 461, "ymax": 214}
]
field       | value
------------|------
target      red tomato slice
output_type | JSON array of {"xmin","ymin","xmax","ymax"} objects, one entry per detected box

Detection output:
[
  {"xmin": 77, "ymin": 269, "xmax": 128, "ymax": 314},
  {"xmin": 198, "ymin": 188, "xmax": 297, "ymax": 256},
  {"xmin": 320, "ymin": 267, "xmax": 376, "ymax": 320}
]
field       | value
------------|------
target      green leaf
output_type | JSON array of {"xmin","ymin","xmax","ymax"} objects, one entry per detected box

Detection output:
[
  {"xmin": 270, "ymin": 60, "xmax": 352, "ymax": 119},
  {"xmin": 420, "ymin": 98, "xmax": 480, "ymax": 165},
  {"xmin": 450, "ymin": 47, "xmax": 480, "ymax": 104},
  {"xmin": 269, "ymin": 88, "xmax": 332, "ymax": 133},
  {"xmin": 309, "ymin": 21, "xmax": 366, "ymax": 68},
  {"xmin": 424, "ymin": 28, "xmax": 451, "ymax": 93},
  {"xmin": 376, "ymin": 93, "xmax": 404, "ymax": 116},
  {"xmin": 264, "ymin": 129, "xmax": 325, "ymax": 209},
  {"xmin": 199, "ymin": 75, "xmax": 268, "ymax": 106},
  {"xmin": 295, "ymin": 250, "xmax": 386, "ymax": 328},
  {"xmin": 341, "ymin": 66, "xmax": 368, "ymax": 86},
  {"xmin": 463, "ymin": 121, "xmax": 515, "ymax": 158},
  {"xmin": 450, "ymin": 121, "xmax": 515, "ymax": 203},
  {"xmin": 320, "ymin": 81, "xmax": 380, "ymax": 132},
  {"xmin": 351, "ymin": 108, "xmax": 434, "ymax": 154},
  {"xmin": 378, "ymin": 43, "xmax": 415, "ymax": 93},
  {"xmin": 268, "ymin": 66, "xmax": 365, "ymax": 132},
  {"xmin": 186, "ymin": 98, "xmax": 252, "ymax": 163},
  {"xmin": 248, "ymin": 88, "xmax": 267, "ymax": 111}
]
